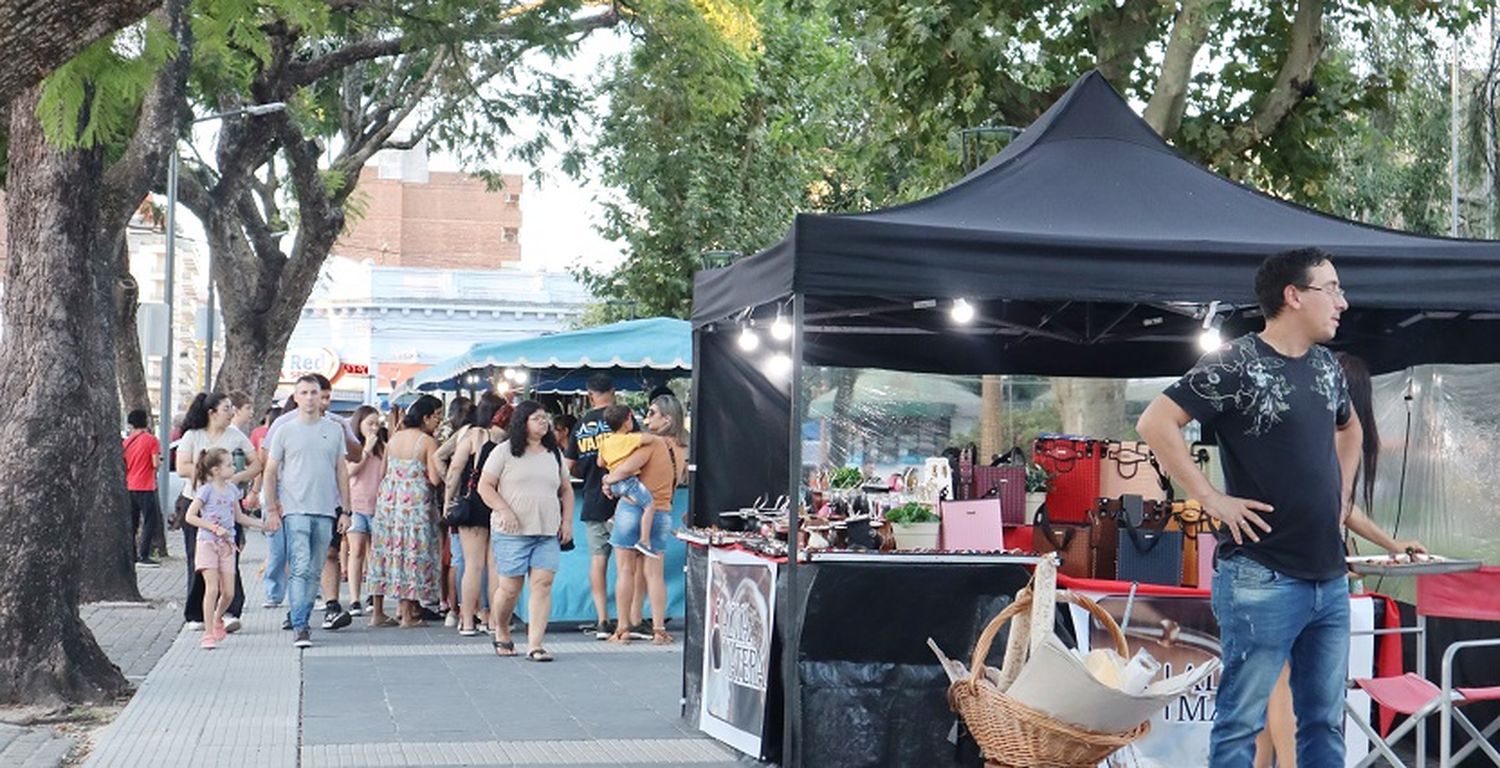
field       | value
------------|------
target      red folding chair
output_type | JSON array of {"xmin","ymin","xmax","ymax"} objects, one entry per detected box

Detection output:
[{"xmin": 1346, "ymin": 566, "xmax": 1500, "ymax": 768}]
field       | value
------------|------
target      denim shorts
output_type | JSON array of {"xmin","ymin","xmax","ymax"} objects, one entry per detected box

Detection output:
[
  {"xmin": 609, "ymin": 506, "xmax": 672, "ymax": 552},
  {"xmin": 348, "ymin": 512, "xmax": 373, "ymax": 535},
  {"xmin": 491, "ymin": 533, "xmax": 560, "ymax": 577}
]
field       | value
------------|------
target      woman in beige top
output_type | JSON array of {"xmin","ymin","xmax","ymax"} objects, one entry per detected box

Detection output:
[{"xmin": 478, "ymin": 400, "xmax": 574, "ymax": 661}]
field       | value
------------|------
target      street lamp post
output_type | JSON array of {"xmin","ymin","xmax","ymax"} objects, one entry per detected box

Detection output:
[{"xmin": 157, "ymin": 102, "xmax": 286, "ymax": 518}]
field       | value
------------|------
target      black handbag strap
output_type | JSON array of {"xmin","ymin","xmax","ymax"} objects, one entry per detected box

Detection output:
[
  {"xmin": 1118, "ymin": 511, "xmax": 1166, "ymax": 554},
  {"xmin": 1033, "ymin": 504, "xmax": 1076, "ymax": 550}
]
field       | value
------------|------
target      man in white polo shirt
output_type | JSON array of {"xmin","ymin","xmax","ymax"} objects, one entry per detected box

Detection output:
[{"xmin": 264, "ymin": 374, "xmax": 352, "ymax": 648}]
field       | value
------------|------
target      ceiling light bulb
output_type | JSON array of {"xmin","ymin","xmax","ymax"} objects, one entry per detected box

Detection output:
[
  {"xmin": 738, "ymin": 326, "xmax": 760, "ymax": 351},
  {"xmin": 951, "ymin": 298, "xmax": 975, "ymax": 324},
  {"xmin": 770, "ymin": 315, "xmax": 792, "ymax": 341},
  {"xmin": 768, "ymin": 352, "xmax": 792, "ymax": 376},
  {"xmin": 1198, "ymin": 327, "xmax": 1223, "ymax": 352},
  {"xmin": 512, "ymin": 370, "xmax": 528, "ymax": 384}
]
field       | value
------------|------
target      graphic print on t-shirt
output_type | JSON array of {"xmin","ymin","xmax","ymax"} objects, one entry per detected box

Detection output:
[{"xmin": 1173, "ymin": 335, "xmax": 1346, "ymax": 436}]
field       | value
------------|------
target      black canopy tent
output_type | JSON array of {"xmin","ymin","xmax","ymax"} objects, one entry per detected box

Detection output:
[{"xmin": 687, "ymin": 70, "xmax": 1500, "ymax": 764}]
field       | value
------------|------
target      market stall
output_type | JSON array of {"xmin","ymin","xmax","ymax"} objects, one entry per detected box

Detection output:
[
  {"xmin": 688, "ymin": 70, "xmax": 1500, "ymax": 766},
  {"xmin": 396, "ymin": 316, "xmax": 693, "ymax": 624}
]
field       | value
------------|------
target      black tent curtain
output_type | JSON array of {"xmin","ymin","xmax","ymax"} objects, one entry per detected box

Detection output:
[{"xmin": 687, "ymin": 70, "xmax": 1500, "ymax": 763}]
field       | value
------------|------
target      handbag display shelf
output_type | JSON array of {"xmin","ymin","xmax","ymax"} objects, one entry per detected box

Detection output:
[
  {"xmin": 1032, "ymin": 506, "xmax": 1092, "ymax": 579},
  {"xmin": 1033, "ymin": 436, "xmax": 1101, "ymax": 525},
  {"xmin": 971, "ymin": 464, "xmax": 1026, "ymax": 525},
  {"xmin": 940, "ymin": 565, "xmax": 1149, "ymax": 768},
  {"xmin": 1099, "ymin": 440, "xmax": 1168, "ymax": 501}
]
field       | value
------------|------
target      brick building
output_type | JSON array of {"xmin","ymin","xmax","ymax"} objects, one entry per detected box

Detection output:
[{"xmin": 334, "ymin": 144, "xmax": 523, "ymax": 270}]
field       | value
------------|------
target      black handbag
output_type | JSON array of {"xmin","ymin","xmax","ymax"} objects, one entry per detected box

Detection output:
[
  {"xmin": 1116, "ymin": 505, "xmax": 1183, "ymax": 586},
  {"xmin": 445, "ymin": 439, "xmax": 495, "ymax": 527}
]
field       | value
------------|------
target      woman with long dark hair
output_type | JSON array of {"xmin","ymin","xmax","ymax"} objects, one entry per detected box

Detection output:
[
  {"xmin": 443, "ymin": 393, "xmax": 512, "ymax": 635},
  {"xmin": 344, "ymin": 405, "xmax": 387, "ymax": 618},
  {"xmin": 1253, "ymin": 354, "xmax": 1425, "ymax": 768},
  {"xmin": 174, "ymin": 392, "xmax": 261, "ymax": 631},
  {"xmin": 477, "ymin": 400, "xmax": 574, "ymax": 660},
  {"xmin": 365, "ymin": 395, "xmax": 444, "ymax": 627}
]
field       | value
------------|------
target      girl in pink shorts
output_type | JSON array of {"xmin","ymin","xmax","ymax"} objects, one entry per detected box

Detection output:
[{"xmin": 184, "ymin": 448, "xmax": 264, "ymax": 649}]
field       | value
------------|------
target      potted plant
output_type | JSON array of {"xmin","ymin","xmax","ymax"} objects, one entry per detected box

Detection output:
[
  {"xmin": 885, "ymin": 501, "xmax": 941, "ymax": 550},
  {"xmin": 1025, "ymin": 462, "xmax": 1051, "ymax": 520}
]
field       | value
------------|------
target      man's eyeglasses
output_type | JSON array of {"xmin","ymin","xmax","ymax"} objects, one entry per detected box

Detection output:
[{"xmin": 1298, "ymin": 284, "xmax": 1346, "ymax": 300}]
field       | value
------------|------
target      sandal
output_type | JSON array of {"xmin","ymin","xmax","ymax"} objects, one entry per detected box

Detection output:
[
  {"xmin": 526, "ymin": 648, "xmax": 554, "ymax": 662},
  {"xmin": 606, "ymin": 628, "xmax": 632, "ymax": 644},
  {"xmin": 369, "ymin": 614, "xmax": 398, "ymax": 628},
  {"xmin": 493, "ymin": 639, "xmax": 517, "ymax": 657},
  {"xmin": 652, "ymin": 628, "xmax": 675, "ymax": 645},
  {"xmin": 399, "ymin": 619, "xmax": 428, "ymax": 629},
  {"xmin": 458, "ymin": 626, "xmax": 478, "ymax": 637}
]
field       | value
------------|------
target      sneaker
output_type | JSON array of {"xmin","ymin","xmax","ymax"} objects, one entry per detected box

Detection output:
[
  {"xmin": 321, "ymin": 602, "xmax": 343, "ymax": 630},
  {"xmin": 293, "ymin": 629, "xmax": 312, "ymax": 648},
  {"xmin": 349, "ymin": 602, "xmax": 364, "ymax": 617},
  {"xmin": 627, "ymin": 621, "xmax": 652, "ymax": 641},
  {"xmin": 200, "ymin": 633, "xmax": 217, "ymax": 650},
  {"xmin": 136, "ymin": 558, "xmax": 161, "ymax": 568},
  {"xmin": 443, "ymin": 611, "xmax": 458, "ymax": 628},
  {"xmin": 262, "ymin": 599, "xmax": 283, "ymax": 609},
  {"xmin": 633, "ymin": 542, "xmax": 662, "ymax": 559},
  {"xmin": 591, "ymin": 620, "xmax": 616, "ymax": 641},
  {"xmin": 223, "ymin": 616, "xmax": 241, "ymax": 634},
  {"xmin": 282, "ymin": 613, "xmax": 293, "ymax": 631},
  {"xmin": 420, "ymin": 606, "xmax": 444, "ymax": 622},
  {"xmin": 185, "ymin": 621, "xmax": 205, "ymax": 631},
  {"xmin": 325, "ymin": 610, "xmax": 353, "ymax": 631}
]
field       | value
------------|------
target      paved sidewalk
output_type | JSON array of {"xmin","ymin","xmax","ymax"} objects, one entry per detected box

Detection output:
[{"xmin": 81, "ymin": 530, "xmax": 743, "ymax": 767}]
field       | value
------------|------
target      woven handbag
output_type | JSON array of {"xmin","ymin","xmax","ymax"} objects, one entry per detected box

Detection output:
[
  {"xmin": 1033, "ymin": 436, "xmax": 1102, "ymax": 524},
  {"xmin": 1099, "ymin": 440, "xmax": 1168, "ymax": 501},
  {"xmin": 947, "ymin": 589, "xmax": 1150, "ymax": 767},
  {"xmin": 1032, "ymin": 506, "xmax": 1092, "ymax": 579},
  {"xmin": 972, "ymin": 464, "xmax": 1026, "ymax": 525},
  {"xmin": 1116, "ymin": 514, "xmax": 1184, "ymax": 586}
]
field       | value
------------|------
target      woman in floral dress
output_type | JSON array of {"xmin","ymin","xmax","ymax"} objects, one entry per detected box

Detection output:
[{"xmin": 365, "ymin": 395, "xmax": 444, "ymax": 628}]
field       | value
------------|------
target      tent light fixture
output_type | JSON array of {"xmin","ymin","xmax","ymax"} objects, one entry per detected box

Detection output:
[
  {"xmin": 912, "ymin": 299, "xmax": 938, "ymax": 310},
  {"xmin": 770, "ymin": 305, "xmax": 792, "ymax": 341},
  {"xmin": 767, "ymin": 352, "xmax": 792, "ymax": 377},
  {"xmin": 512, "ymin": 369, "xmax": 529, "ymax": 385},
  {"xmin": 1198, "ymin": 301, "xmax": 1225, "ymax": 352},
  {"xmin": 738, "ymin": 324, "xmax": 761, "ymax": 352},
  {"xmin": 951, "ymin": 298, "xmax": 975, "ymax": 324}
]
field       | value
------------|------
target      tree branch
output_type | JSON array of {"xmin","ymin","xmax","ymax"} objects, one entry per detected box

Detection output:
[
  {"xmin": 1211, "ymin": 0, "xmax": 1324, "ymax": 163},
  {"xmin": 289, "ymin": 37, "xmax": 407, "ymax": 88},
  {"xmin": 0, "ymin": 0, "xmax": 162, "ymax": 106},
  {"xmin": 1088, "ymin": 0, "xmax": 1163, "ymax": 85},
  {"xmin": 1141, "ymin": 0, "xmax": 1220, "ymax": 137},
  {"xmin": 100, "ymin": 0, "xmax": 192, "ymax": 234}
]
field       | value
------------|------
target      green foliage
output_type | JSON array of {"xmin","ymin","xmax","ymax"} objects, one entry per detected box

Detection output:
[
  {"xmin": 884, "ymin": 501, "xmax": 938, "ymax": 525},
  {"xmin": 37, "ymin": 19, "xmax": 175, "ymax": 148}
]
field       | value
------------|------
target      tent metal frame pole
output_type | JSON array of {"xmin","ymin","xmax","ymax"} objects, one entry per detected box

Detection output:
[{"xmin": 782, "ymin": 292, "xmax": 805, "ymax": 766}]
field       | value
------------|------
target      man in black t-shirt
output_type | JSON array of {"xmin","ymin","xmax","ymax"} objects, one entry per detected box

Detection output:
[
  {"xmin": 1138, "ymin": 248, "xmax": 1362, "ymax": 767},
  {"xmin": 569, "ymin": 373, "xmax": 619, "ymax": 639}
]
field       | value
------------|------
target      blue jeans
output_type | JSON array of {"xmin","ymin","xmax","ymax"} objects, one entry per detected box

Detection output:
[
  {"xmin": 284, "ymin": 514, "xmax": 334, "ymax": 632},
  {"xmin": 1210, "ymin": 554, "xmax": 1350, "ymax": 767},
  {"xmin": 263, "ymin": 526, "xmax": 289, "ymax": 604}
]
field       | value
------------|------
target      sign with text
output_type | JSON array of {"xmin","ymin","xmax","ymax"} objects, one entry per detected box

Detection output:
[
  {"xmin": 699, "ymin": 548, "xmax": 777, "ymax": 757},
  {"xmin": 280, "ymin": 347, "xmax": 341, "ymax": 384}
]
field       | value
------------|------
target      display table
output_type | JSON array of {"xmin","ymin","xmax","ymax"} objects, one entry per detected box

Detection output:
[{"xmin": 683, "ymin": 543, "xmax": 1040, "ymax": 766}]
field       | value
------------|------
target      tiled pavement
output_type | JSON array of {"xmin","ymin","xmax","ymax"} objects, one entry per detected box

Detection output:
[{"xmin": 70, "ymin": 531, "xmax": 744, "ymax": 767}]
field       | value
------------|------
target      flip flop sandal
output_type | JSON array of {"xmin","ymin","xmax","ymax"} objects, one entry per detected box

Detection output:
[
  {"xmin": 493, "ymin": 639, "xmax": 517, "ymax": 657},
  {"xmin": 526, "ymin": 648, "xmax": 554, "ymax": 662},
  {"xmin": 369, "ymin": 615, "xmax": 398, "ymax": 628},
  {"xmin": 652, "ymin": 629, "xmax": 675, "ymax": 645}
]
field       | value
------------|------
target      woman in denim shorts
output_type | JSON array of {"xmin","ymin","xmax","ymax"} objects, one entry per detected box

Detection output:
[{"xmin": 477, "ymin": 400, "xmax": 574, "ymax": 661}]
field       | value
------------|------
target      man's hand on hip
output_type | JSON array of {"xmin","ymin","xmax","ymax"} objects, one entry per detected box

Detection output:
[{"xmin": 1202, "ymin": 488, "xmax": 1273, "ymax": 545}]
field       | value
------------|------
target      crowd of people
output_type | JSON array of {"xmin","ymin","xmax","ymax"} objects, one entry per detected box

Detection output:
[{"xmin": 120, "ymin": 371, "xmax": 688, "ymax": 658}]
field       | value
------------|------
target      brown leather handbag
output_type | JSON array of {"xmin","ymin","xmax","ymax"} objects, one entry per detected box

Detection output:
[
  {"xmin": 1169, "ymin": 500, "xmax": 1219, "ymax": 588},
  {"xmin": 1032, "ymin": 505, "xmax": 1092, "ymax": 579}
]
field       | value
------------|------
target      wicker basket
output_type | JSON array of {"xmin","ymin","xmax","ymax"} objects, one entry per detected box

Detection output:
[{"xmin": 947, "ymin": 590, "xmax": 1150, "ymax": 768}]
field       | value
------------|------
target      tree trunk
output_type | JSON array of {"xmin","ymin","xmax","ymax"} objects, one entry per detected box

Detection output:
[
  {"xmin": 113, "ymin": 238, "xmax": 151, "ymax": 417},
  {"xmin": 1051, "ymin": 378, "xmax": 1129, "ymax": 440},
  {"xmin": 0, "ymin": 84, "xmax": 131, "ymax": 705},
  {"xmin": 979, "ymin": 375, "xmax": 1005, "ymax": 461}
]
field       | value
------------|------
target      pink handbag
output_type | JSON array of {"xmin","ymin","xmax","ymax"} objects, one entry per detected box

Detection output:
[
  {"xmin": 1099, "ymin": 440, "xmax": 1168, "ymax": 501},
  {"xmin": 938, "ymin": 498, "xmax": 1007, "ymax": 552}
]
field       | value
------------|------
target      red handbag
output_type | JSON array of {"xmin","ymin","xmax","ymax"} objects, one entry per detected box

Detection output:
[{"xmin": 1033, "ymin": 436, "xmax": 1102, "ymax": 524}]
